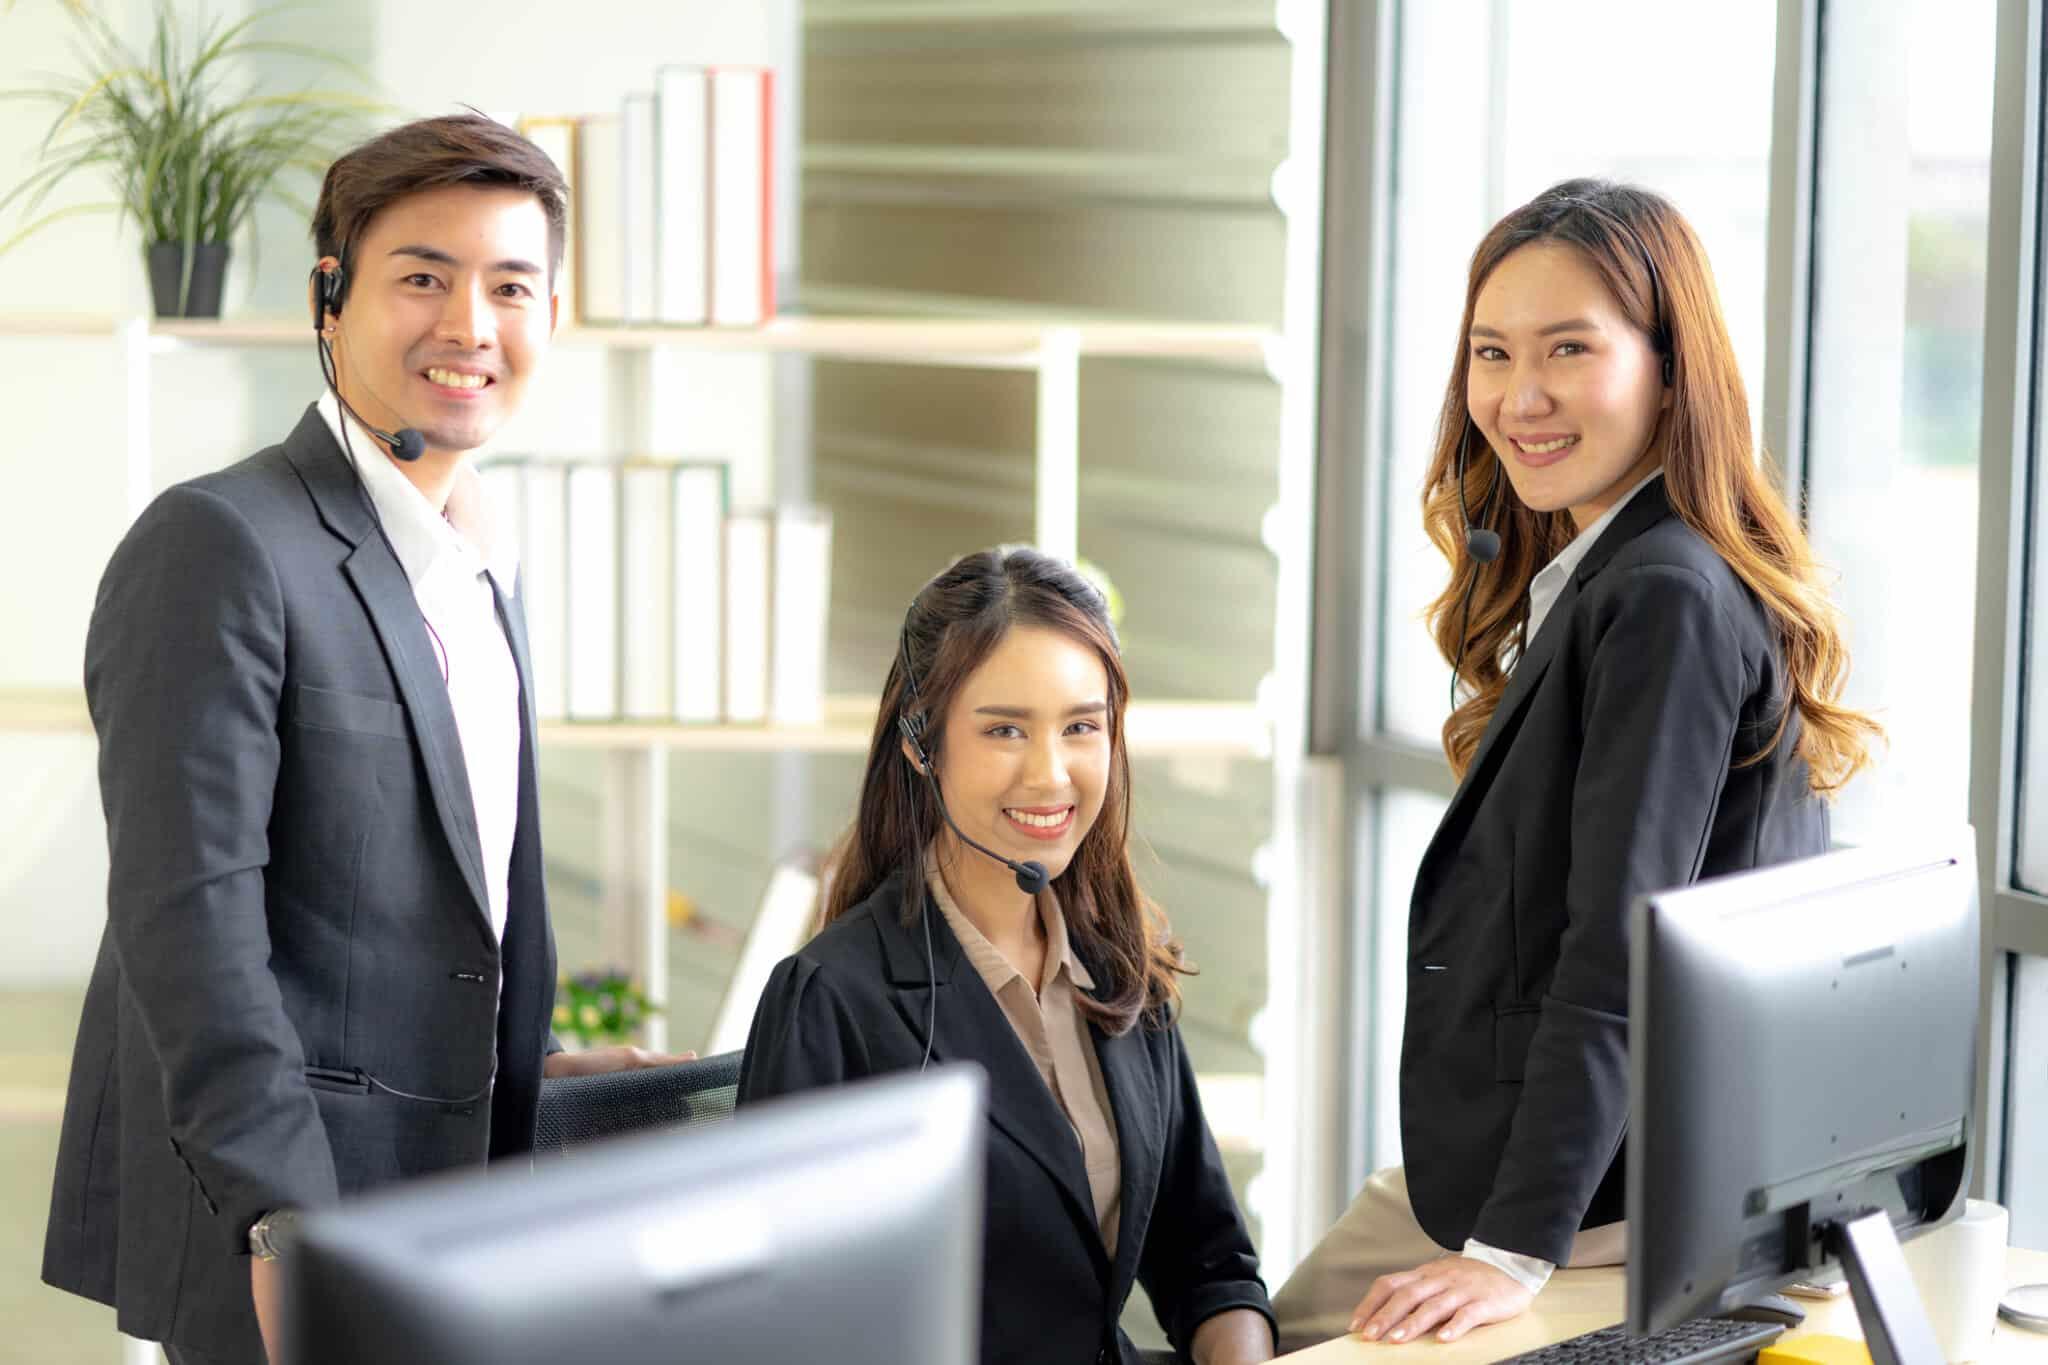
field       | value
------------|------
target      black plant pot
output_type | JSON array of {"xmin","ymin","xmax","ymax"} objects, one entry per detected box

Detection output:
[{"xmin": 147, "ymin": 241, "xmax": 230, "ymax": 318}]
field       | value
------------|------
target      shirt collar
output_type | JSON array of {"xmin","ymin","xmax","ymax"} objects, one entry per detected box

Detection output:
[
  {"xmin": 925, "ymin": 847, "xmax": 1096, "ymax": 995},
  {"xmin": 1530, "ymin": 466, "xmax": 1665, "ymax": 599},
  {"xmin": 316, "ymin": 391, "xmax": 517, "ymax": 593}
]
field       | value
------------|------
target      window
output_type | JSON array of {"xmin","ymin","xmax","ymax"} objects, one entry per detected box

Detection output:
[
  {"xmin": 1378, "ymin": 0, "xmax": 1779, "ymax": 742},
  {"xmin": 1804, "ymin": 0, "xmax": 1998, "ymax": 845}
]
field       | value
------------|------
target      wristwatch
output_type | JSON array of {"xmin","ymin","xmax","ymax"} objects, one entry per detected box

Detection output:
[{"xmin": 248, "ymin": 1207, "xmax": 301, "ymax": 1262}]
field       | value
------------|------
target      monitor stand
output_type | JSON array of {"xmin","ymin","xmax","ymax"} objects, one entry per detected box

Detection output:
[{"xmin": 1822, "ymin": 1209, "xmax": 1946, "ymax": 1365}]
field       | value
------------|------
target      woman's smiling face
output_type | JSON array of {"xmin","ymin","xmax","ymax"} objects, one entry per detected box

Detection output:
[{"xmin": 1465, "ymin": 240, "xmax": 1671, "ymax": 529}]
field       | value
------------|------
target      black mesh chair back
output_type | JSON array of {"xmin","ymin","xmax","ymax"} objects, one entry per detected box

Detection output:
[{"xmin": 532, "ymin": 1049, "xmax": 744, "ymax": 1155}]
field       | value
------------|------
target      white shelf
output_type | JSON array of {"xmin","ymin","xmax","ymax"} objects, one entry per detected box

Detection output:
[
  {"xmin": 0, "ymin": 690, "xmax": 1269, "ymax": 760},
  {"xmin": 0, "ymin": 313, "xmax": 1275, "ymax": 369},
  {"xmin": 805, "ymin": 0, "xmax": 1281, "ymax": 38}
]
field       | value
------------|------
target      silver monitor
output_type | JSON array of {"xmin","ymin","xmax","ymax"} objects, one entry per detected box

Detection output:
[
  {"xmin": 1628, "ymin": 836, "xmax": 1978, "ymax": 1361},
  {"xmin": 284, "ymin": 1066, "xmax": 986, "ymax": 1365}
]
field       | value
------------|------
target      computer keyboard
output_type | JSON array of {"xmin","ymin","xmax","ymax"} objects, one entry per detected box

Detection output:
[{"xmin": 1498, "ymin": 1316, "xmax": 1785, "ymax": 1364}]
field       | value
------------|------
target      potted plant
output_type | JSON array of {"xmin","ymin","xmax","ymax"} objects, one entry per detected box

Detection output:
[
  {"xmin": 0, "ymin": 0, "xmax": 381, "ymax": 317},
  {"xmin": 552, "ymin": 968, "xmax": 663, "ymax": 1050}
]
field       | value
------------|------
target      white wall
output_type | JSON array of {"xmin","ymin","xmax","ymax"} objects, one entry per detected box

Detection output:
[{"xmin": 0, "ymin": 0, "xmax": 795, "ymax": 981}]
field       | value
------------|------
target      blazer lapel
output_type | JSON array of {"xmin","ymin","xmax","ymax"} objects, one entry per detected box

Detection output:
[
  {"xmin": 871, "ymin": 883, "xmax": 1104, "ymax": 1257},
  {"xmin": 1094, "ymin": 1013, "xmax": 1162, "ymax": 1298},
  {"xmin": 285, "ymin": 406, "xmax": 495, "ymax": 943},
  {"xmin": 1416, "ymin": 477, "xmax": 1679, "ymax": 893}
]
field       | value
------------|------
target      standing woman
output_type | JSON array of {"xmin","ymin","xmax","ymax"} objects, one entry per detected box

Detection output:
[
  {"xmin": 740, "ymin": 547, "xmax": 1276, "ymax": 1365},
  {"xmin": 1273, "ymin": 179, "xmax": 1882, "ymax": 1350}
]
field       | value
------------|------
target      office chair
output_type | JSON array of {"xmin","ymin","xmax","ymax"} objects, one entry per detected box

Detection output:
[{"xmin": 532, "ymin": 1049, "xmax": 744, "ymax": 1155}]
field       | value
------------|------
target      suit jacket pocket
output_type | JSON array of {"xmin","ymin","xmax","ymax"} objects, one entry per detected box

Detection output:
[
  {"xmin": 289, "ymin": 684, "xmax": 406, "ymax": 740},
  {"xmin": 304, "ymin": 1065, "xmax": 372, "ymax": 1095},
  {"xmin": 1492, "ymin": 1005, "xmax": 1541, "ymax": 1083}
]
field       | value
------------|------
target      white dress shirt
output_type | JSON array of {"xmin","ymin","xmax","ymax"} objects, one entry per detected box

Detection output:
[
  {"xmin": 1524, "ymin": 468, "xmax": 1665, "ymax": 645},
  {"xmin": 317, "ymin": 393, "xmax": 522, "ymax": 949},
  {"xmin": 1456, "ymin": 468, "xmax": 1660, "ymax": 1294}
]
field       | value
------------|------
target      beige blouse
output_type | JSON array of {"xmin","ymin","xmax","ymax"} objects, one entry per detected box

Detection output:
[{"xmin": 927, "ymin": 850, "xmax": 1124, "ymax": 1256}]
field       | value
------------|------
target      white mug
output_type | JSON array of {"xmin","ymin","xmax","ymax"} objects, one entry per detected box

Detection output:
[{"xmin": 1899, "ymin": 1198, "xmax": 2009, "ymax": 1362}]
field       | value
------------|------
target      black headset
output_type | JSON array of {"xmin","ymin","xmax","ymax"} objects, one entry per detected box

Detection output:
[
  {"xmin": 895, "ymin": 607, "xmax": 1051, "ymax": 1071},
  {"xmin": 311, "ymin": 259, "xmax": 427, "ymax": 462},
  {"xmin": 1448, "ymin": 196, "xmax": 1674, "ymax": 713}
]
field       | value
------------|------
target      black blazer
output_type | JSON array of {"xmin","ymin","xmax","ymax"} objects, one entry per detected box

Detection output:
[
  {"xmin": 42, "ymin": 407, "xmax": 558, "ymax": 1360},
  {"xmin": 739, "ymin": 871, "xmax": 1274, "ymax": 1365},
  {"xmin": 1401, "ymin": 477, "xmax": 1828, "ymax": 1265}
]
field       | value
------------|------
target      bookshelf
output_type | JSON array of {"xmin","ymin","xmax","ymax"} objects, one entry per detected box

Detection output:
[
  {"xmin": 0, "ymin": 313, "xmax": 1274, "ymax": 367},
  {"xmin": 0, "ymin": 689, "xmax": 1271, "ymax": 759},
  {"xmin": 0, "ymin": 308, "xmax": 1282, "ymax": 1069}
]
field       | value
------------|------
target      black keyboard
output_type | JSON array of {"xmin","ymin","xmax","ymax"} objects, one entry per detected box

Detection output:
[{"xmin": 1499, "ymin": 1316, "xmax": 1785, "ymax": 1364}]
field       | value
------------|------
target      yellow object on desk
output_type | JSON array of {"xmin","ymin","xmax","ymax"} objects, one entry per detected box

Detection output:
[{"xmin": 1757, "ymin": 1336, "xmax": 1871, "ymax": 1365}]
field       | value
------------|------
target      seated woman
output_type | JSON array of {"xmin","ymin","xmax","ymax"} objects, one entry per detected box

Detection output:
[{"xmin": 740, "ymin": 547, "xmax": 1275, "ymax": 1365}]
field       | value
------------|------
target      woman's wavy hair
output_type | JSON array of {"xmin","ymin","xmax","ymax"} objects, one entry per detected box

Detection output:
[
  {"xmin": 1424, "ymin": 178, "xmax": 1882, "ymax": 794},
  {"xmin": 820, "ymin": 546, "xmax": 1189, "ymax": 1034}
]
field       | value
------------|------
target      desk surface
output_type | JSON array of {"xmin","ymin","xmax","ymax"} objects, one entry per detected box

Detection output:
[{"xmin": 1276, "ymin": 1246, "xmax": 2048, "ymax": 1363}]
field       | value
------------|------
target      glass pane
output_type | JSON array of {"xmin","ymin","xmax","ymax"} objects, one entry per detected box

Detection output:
[
  {"xmin": 1805, "ymin": 0, "xmax": 1996, "ymax": 844},
  {"xmin": 2022, "ymin": 315, "xmax": 2048, "ymax": 891},
  {"xmin": 2009, "ymin": 955, "xmax": 2048, "ymax": 1246},
  {"xmin": 1368, "ymin": 789, "xmax": 1449, "ymax": 1171},
  {"xmin": 1378, "ymin": 0, "xmax": 1777, "ymax": 744}
]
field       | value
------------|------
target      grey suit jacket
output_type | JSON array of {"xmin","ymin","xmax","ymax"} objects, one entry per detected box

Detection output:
[{"xmin": 42, "ymin": 406, "xmax": 558, "ymax": 1359}]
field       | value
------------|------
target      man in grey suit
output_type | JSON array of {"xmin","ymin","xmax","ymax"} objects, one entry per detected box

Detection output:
[{"xmin": 41, "ymin": 114, "xmax": 681, "ymax": 1365}]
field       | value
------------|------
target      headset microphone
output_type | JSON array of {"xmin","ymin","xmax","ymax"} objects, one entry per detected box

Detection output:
[
  {"xmin": 896, "ymin": 609, "xmax": 1053, "ymax": 1072},
  {"xmin": 898, "ymin": 711, "xmax": 1050, "ymax": 896},
  {"xmin": 1449, "ymin": 431, "xmax": 1504, "ymax": 710},
  {"xmin": 311, "ymin": 261, "xmax": 428, "ymax": 463}
]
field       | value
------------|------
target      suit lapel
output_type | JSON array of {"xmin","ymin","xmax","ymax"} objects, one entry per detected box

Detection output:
[
  {"xmin": 1416, "ymin": 477, "xmax": 1679, "ymax": 894},
  {"xmin": 1094, "ymin": 1012, "xmax": 1162, "ymax": 1297},
  {"xmin": 285, "ymin": 406, "xmax": 494, "ymax": 942},
  {"xmin": 871, "ymin": 883, "xmax": 1104, "ymax": 1259}
]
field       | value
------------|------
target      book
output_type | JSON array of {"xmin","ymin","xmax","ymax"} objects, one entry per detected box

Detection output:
[
  {"xmin": 671, "ymin": 462, "xmax": 728, "ymax": 723},
  {"xmin": 620, "ymin": 92, "xmax": 659, "ymax": 325},
  {"xmin": 770, "ymin": 506, "xmax": 832, "ymax": 725},
  {"xmin": 574, "ymin": 115, "xmax": 624, "ymax": 325},
  {"xmin": 618, "ymin": 461, "xmax": 673, "ymax": 720},
  {"xmin": 516, "ymin": 117, "xmax": 579, "ymax": 326},
  {"xmin": 722, "ymin": 510, "xmax": 772, "ymax": 723},
  {"xmin": 565, "ymin": 463, "xmax": 620, "ymax": 719},
  {"xmin": 709, "ymin": 67, "xmax": 774, "ymax": 326},
  {"xmin": 519, "ymin": 461, "xmax": 569, "ymax": 720},
  {"xmin": 655, "ymin": 66, "xmax": 710, "ymax": 326}
]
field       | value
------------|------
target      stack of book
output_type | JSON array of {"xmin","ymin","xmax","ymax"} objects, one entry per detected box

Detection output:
[
  {"xmin": 479, "ymin": 457, "xmax": 831, "ymax": 727},
  {"xmin": 513, "ymin": 65, "xmax": 775, "ymax": 330}
]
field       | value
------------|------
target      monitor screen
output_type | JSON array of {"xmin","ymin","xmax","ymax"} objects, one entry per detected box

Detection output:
[
  {"xmin": 1627, "ymin": 837, "xmax": 1977, "ymax": 1335},
  {"xmin": 285, "ymin": 1066, "xmax": 986, "ymax": 1365}
]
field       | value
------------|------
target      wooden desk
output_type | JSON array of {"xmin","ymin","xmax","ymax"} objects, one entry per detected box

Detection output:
[{"xmin": 1276, "ymin": 1247, "xmax": 2048, "ymax": 1363}]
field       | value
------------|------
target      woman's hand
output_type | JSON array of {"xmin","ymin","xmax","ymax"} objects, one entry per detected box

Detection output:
[
  {"xmin": 543, "ymin": 1045, "xmax": 695, "ymax": 1077},
  {"xmin": 1349, "ymin": 1254, "xmax": 1533, "ymax": 1344}
]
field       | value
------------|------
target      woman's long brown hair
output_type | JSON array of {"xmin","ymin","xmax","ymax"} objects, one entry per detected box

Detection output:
[
  {"xmin": 820, "ymin": 546, "xmax": 1189, "ymax": 1034},
  {"xmin": 1425, "ymin": 179, "xmax": 1882, "ymax": 794}
]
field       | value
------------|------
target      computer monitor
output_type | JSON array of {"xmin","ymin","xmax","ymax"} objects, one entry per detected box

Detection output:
[
  {"xmin": 284, "ymin": 1066, "xmax": 986, "ymax": 1365},
  {"xmin": 1628, "ymin": 836, "xmax": 1978, "ymax": 1360}
]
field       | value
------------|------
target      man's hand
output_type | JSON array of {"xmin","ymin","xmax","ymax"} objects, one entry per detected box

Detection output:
[
  {"xmin": 543, "ymin": 1045, "xmax": 695, "ymax": 1078},
  {"xmin": 252, "ymin": 1255, "xmax": 284, "ymax": 1362},
  {"xmin": 1349, "ymin": 1254, "xmax": 1533, "ymax": 1344}
]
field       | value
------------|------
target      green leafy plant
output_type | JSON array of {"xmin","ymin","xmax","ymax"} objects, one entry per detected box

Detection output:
[
  {"xmin": 552, "ymin": 968, "xmax": 662, "ymax": 1048},
  {"xmin": 0, "ymin": 1, "xmax": 381, "ymax": 291}
]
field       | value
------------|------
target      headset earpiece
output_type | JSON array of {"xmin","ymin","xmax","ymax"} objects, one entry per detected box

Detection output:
[{"xmin": 311, "ymin": 260, "xmax": 344, "ymax": 333}]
